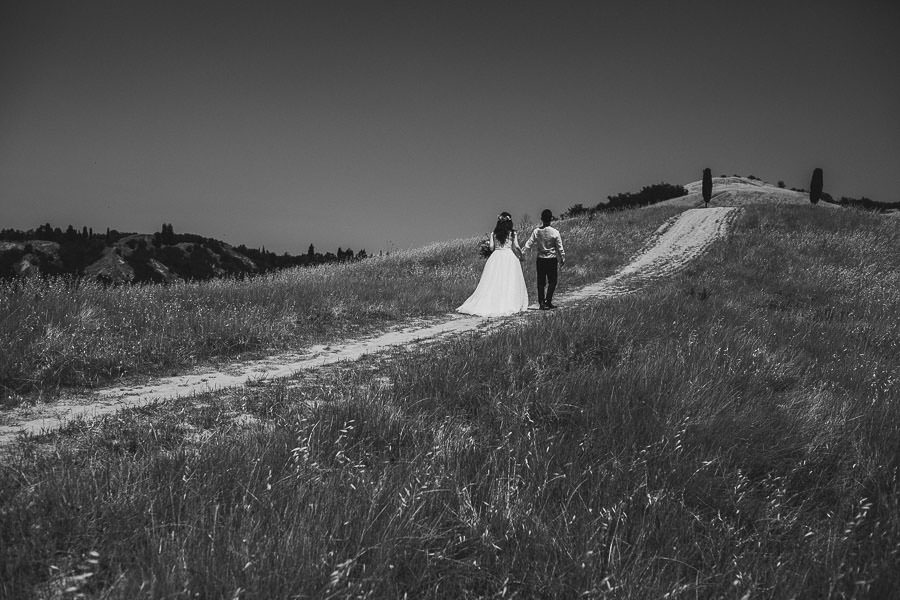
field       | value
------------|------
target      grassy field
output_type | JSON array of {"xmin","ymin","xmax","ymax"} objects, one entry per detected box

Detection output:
[
  {"xmin": 0, "ymin": 205, "xmax": 683, "ymax": 406},
  {"xmin": 1, "ymin": 204, "xmax": 897, "ymax": 598}
]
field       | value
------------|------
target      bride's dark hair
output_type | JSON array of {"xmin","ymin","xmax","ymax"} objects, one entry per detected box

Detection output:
[{"xmin": 493, "ymin": 212, "xmax": 515, "ymax": 244}]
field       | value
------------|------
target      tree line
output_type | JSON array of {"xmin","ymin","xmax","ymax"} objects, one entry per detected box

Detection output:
[
  {"xmin": 0, "ymin": 222, "xmax": 368, "ymax": 281},
  {"xmin": 563, "ymin": 182, "xmax": 689, "ymax": 217}
]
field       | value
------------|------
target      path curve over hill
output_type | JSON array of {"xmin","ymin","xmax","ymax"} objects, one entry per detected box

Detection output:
[{"xmin": 0, "ymin": 207, "xmax": 738, "ymax": 447}]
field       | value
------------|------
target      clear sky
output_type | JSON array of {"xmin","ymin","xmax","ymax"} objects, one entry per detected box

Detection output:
[{"xmin": 2, "ymin": 1, "xmax": 898, "ymax": 254}]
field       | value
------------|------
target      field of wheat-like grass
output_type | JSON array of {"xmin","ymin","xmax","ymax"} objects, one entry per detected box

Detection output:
[
  {"xmin": 0, "ymin": 205, "xmax": 683, "ymax": 405},
  {"xmin": 2, "ymin": 204, "xmax": 898, "ymax": 598}
]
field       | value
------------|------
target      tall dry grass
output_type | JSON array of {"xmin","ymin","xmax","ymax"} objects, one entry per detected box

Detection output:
[
  {"xmin": 1, "ymin": 205, "xmax": 898, "ymax": 598},
  {"xmin": 0, "ymin": 206, "xmax": 683, "ymax": 404}
]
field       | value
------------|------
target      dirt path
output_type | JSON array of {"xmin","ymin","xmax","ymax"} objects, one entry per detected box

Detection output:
[{"xmin": 0, "ymin": 207, "xmax": 739, "ymax": 447}]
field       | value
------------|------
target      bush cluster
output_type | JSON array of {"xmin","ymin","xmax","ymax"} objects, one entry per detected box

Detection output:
[
  {"xmin": 563, "ymin": 182, "xmax": 688, "ymax": 218},
  {"xmin": 838, "ymin": 196, "xmax": 900, "ymax": 212},
  {"xmin": 602, "ymin": 183, "xmax": 688, "ymax": 210}
]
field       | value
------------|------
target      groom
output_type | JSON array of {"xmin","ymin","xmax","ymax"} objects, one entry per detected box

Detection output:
[{"xmin": 523, "ymin": 209, "xmax": 566, "ymax": 310}]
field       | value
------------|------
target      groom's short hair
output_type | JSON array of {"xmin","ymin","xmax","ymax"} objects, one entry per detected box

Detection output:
[{"xmin": 540, "ymin": 209, "xmax": 553, "ymax": 223}]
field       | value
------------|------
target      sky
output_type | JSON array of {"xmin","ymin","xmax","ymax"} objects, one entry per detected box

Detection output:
[{"xmin": 2, "ymin": 1, "xmax": 898, "ymax": 254}]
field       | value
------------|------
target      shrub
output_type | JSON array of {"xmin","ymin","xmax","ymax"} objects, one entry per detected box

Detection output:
[{"xmin": 599, "ymin": 183, "xmax": 688, "ymax": 211}]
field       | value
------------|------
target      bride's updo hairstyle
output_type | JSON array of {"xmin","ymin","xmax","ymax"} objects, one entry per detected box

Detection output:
[{"xmin": 493, "ymin": 212, "xmax": 515, "ymax": 244}]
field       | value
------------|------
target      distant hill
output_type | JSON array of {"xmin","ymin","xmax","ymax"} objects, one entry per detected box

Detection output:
[
  {"xmin": 0, "ymin": 224, "xmax": 366, "ymax": 283},
  {"xmin": 563, "ymin": 175, "xmax": 899, "ymax": 217},
  {"xmin": 681, "ymin": 176, "xmax": 900, "ymax": 212}
]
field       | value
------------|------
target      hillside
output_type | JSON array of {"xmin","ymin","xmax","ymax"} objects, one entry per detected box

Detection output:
[
  {"xmin": 682, "ymin": 175, "xmax": 815, "ymax": 206},
  {"xmin": 0, "ymin": 205, "xmax": 683, "ymax": 401},
  {"xmin": 569, "ymin": 174, "xmax": 899, "ymax": 216},
  {"xmin": 680, "ymin": 175, "xmax": 900, "ymax": 213},
  {"xmin": 0, "ymin": 226, "xmax": 365, "ymax": 283},
  {"xmin": 0, "ymin": 175, "xmax": 874, "ymax": 400},
  {"xmin": 0, "ymin": 207, "xmax": 739, "ymax": 443},
  {"xmin": 1, "ymin": 189, "xmax": 898, "ymax": 598}
]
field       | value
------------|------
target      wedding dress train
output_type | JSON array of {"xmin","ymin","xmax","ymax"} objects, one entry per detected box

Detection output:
[{"xmin": 457, "ymin": 235, "xmax": 529, "ymax": 317}]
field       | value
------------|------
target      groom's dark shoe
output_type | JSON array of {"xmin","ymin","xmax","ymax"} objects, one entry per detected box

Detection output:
[
  {"xmin": 539, "ymin": 302, "xmax": 548, "ymax": 310},
  {"xmin": 544, "ymin": 302, "xmax": 557, "ymax": 309}
]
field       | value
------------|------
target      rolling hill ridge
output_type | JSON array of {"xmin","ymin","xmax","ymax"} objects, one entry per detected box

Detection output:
[{"xmin": 0, "ymin": 225, "xmax": 365, "ymax": 283}]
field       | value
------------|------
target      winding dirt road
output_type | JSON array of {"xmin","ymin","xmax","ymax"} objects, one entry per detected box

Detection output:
[{"xmin": 0, "ymin": 207, "xmax": 739, "ymax": 447}]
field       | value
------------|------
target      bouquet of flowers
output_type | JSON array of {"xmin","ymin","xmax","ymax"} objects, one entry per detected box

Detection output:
[{"xmin": 478, "ymin": 236, "xmax": 492, "ymax": 259}]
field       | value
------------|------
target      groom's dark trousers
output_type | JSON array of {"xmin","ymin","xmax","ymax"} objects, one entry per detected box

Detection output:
[{"xmin": 536, "ymin": 257, "xmax": 558, "ymax": 306}]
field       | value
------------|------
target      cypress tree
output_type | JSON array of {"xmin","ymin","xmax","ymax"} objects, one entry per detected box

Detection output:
[
  {"xmin": 809, "ymin": 168, "xmax": 823, "ymax": 204},
  {"xmin": 702, "ymin": 168, "xmax": 712, "ymax": 208},
  {"xmin": 160, "ymin": 223, "xmax": 176, "ymax": 245}
]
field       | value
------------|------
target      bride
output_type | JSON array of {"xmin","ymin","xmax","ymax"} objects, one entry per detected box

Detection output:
[{"xmin": 457, "ymin": 212, "xmax": 529, "ymax": 317}]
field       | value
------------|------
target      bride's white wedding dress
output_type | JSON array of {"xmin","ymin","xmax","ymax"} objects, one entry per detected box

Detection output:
[{"xmin": 457, "ymin": 232, "xmax": 529, "ymax": 317}]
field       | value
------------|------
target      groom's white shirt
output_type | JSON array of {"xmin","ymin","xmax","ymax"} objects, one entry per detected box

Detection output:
[{"xmin": 523, "ymin": 226, "xmax": 565, "ymax": 262}]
